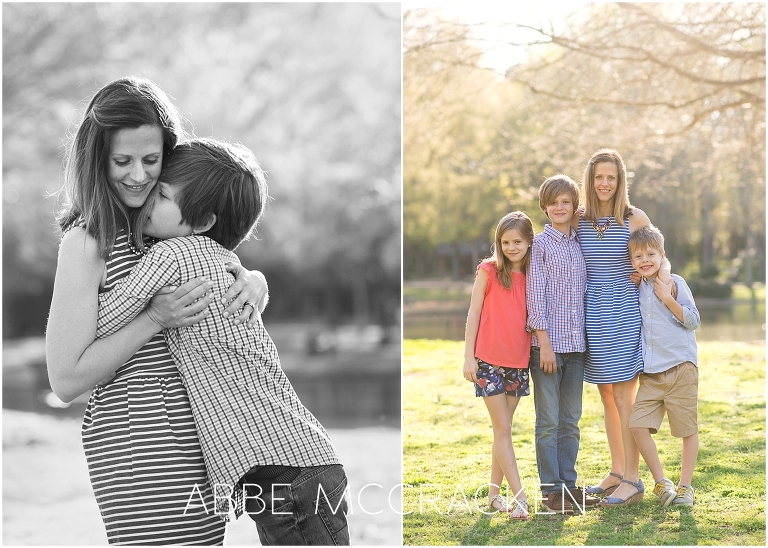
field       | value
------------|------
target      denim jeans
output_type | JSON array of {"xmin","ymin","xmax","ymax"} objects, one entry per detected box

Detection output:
[
  {"xmin": 243, "ymin": 465, "xmax": 350, "ymax": 546},
  {"xmin": 529, "ymin": 347, "xmax": 585, "ymax": 494}
]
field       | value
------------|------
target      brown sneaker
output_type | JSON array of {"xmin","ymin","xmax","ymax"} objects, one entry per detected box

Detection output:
[
  {"xmin": 541, "ymin": 491, "xmax": 574, "ymax": 514},
  {"xmin": 568, "ymin": 487, "xmax": 599, "ymax": 508}
]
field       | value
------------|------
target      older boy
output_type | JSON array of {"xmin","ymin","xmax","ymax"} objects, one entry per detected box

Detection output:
[
  {"xmin": 96, "ymin": 138, "xmax": 349, "ymax": 545},
  {"xmin": 628, "ymin": 225, "xmax": 700, "ymax": 507},
  {"xmin": 526, "ymin": 175, "xmax": 597, "ymax": 514}
]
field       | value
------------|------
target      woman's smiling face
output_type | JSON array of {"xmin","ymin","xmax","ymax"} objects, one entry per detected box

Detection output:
[
  {"xmin": 107, "ymin": 124, "xmax": 164, "ymax": 208},
  {"xmin": 593, "ymin": 161, "xmax": 618, "ymax": 204}
]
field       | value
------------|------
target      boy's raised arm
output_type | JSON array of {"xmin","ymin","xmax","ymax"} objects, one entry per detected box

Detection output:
[
  {"xmin": 97, "ymin": 246, "xmax": 181, "ymax": 338},
  {"xmin": 654, "ymin": 276, "xmax": 700, "ymax": 330}
]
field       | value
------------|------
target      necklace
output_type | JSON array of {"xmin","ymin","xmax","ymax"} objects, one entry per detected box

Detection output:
[
  {"xmin": 127, "ymin": 231, "xmax": 160, "ymax": 255},
  {"xmin": 592, "ymin": 217, "xmax": 612, "ymax": 240}
]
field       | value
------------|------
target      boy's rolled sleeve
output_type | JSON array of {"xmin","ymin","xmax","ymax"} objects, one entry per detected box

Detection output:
[
  {"xmin": 526, "ymin": 239, "xmax": 548, "ymax": 332},
  {"xmin": 674, "ymin": 277, "xmax": 701, "ymax": 330}
]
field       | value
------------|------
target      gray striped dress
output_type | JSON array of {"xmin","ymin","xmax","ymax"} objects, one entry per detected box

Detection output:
[
  {"xmin": 81, "ymin": 231, "xmax": 226, "ymax": 545},
  {"xmin": 577, "ymin": 216, "xmax": 644, "ymax": 384}
]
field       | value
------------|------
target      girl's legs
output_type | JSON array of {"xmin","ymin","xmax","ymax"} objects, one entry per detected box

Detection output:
[
  {"xmin": 484, "ymin": 393, "xmax": 526, "ymax": 506},
  {"xmin": 594, "ymin": 383, "xmax": 625, "ymax": 489},
  {"xmin": 606, "ymin": 376, "xmax": 642, "ymax": 500}
]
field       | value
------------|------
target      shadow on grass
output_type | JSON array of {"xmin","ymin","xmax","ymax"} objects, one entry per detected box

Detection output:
[
  {"xmin": 584, "ymin": 502, "xmax": 700, "ymax": 546},
  {"xmin": 449, "ymin": 508, "xmax": 569, "ymax": 546}
]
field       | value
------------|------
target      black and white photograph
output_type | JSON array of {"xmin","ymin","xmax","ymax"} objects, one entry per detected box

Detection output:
[{"xmin": 2, "ymin": 2, "xmax": 402, "ymax": 545}]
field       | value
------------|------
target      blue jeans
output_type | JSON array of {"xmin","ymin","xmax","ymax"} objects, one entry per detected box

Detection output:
[
  {"xmin": 529, "ymin": 347, "xmax": 585, "ymax": 495},
  {"xmin": 243, "ymin": 465, "xmax": 350, "ymax": 545}
]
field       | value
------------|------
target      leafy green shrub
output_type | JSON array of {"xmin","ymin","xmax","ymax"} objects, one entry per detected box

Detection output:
[{"xmin": 690, "ymin": 279, "xmax": 733, "ymax": 298}]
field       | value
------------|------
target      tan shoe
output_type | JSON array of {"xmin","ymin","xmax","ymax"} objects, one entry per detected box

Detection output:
[
  {"xmin": 671, "ymin": 484, "xmax": 694, "ymax": 506},
  {"xmin": 653, "ymin": 478, "xmax": 677, "ymax": 507}
]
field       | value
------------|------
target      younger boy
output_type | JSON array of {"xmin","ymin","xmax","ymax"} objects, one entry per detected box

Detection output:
[
  {"xmin": 96, "ymin": 138, "xmax": 349, "ymax": 545},
  {"xmin": 526, "ymin": 175, "xmax": 597, "ymax": 514},
  {"xmin": 628, "ymin": 225, "xmax": 700, "ymax": 507}
]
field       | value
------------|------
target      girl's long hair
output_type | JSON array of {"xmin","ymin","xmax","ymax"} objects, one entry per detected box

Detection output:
[
  {"xmin": 57, "ymin": 76, "xmax": 188, "ymax": 259},
  {"xmin": 485, "ymin": 211, "xmax": 534, "ymax": 289},
  {"xmin": 581, "ymin": 148, "xmax": 634, "ymax": 226}
]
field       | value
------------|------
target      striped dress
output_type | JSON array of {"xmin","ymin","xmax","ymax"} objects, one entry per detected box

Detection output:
[
  {"xmin": 81, "ymin": 231, "xmax": 226, "ymax": 545},
  {"xmin": 577, "ymin": 216, "xmax": 643, "ymax": 384}
]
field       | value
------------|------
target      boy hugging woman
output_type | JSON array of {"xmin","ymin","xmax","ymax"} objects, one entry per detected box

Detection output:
[{"xmin": 464, "ymin": 162, "xmax": 700, "ymax": 520}]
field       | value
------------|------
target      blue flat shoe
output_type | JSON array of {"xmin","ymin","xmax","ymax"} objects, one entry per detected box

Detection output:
[
  {"xmin": 586, "ymin": 471, "xmax": 623, "ymax": 496},
  {"xmin": 598, "ymin": 478, "xmax": 645, "ymax": 507}
]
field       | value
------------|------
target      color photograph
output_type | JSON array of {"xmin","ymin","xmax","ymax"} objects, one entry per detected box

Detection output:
[{"xmin": 403, "ymin": 2, "xmax": 765, "ymax": 545}]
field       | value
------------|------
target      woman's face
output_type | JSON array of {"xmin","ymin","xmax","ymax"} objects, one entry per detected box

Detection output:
[
  {"xmin": 593, "ymin": 161, "xmax": 619, "ymax": 204},
  {"xmin": 108, "ymin": 124, "xmax": 164, "ymax": 208}
]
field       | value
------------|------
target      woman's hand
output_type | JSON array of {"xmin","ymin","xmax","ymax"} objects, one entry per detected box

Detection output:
[
  {"xmin": 221, "ymin": 263, "xmax": 269, "ymax": 327},
  {"xmin": 146, "ymin": 278, "xmax": 215, "ymax": 329},
  {"xmin": 463, "ymin": 357, "xmax": 479, "ymax": 383}
]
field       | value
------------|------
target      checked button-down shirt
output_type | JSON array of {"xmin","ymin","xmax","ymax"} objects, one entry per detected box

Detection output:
[
  {"xmin": 526, "ymin": 224, "xmax": 587, "ymax": 352},
  {"xmin": 96, "ymin": 235, "xmax": 340, "ymax": 519}
]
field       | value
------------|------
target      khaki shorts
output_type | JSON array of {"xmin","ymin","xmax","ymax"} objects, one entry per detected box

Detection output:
[{"xmin": 629, "ymin": 361, "xmax": 698, "ymax": 438}]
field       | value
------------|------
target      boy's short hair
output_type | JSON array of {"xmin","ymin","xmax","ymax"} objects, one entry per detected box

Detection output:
[
  {"xmin": 538, "ymin": 174, "xmax": 580, "ymax": 214},
  {"xmin": 628, "ymin": 225, "xmax": 665, "ymax": 256},
  {"xmin": 160, "ymin": 138, "xmax": 268, "ymax": 250}
]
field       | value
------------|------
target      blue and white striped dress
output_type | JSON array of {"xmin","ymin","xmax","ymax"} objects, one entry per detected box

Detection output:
[
  {"xmin": 577, "ymin": 216, "xmax": 643, "ymax": 384},
  {"xmin": 81, "ymin": 231, "xmax": 226, "ymax": 545}
]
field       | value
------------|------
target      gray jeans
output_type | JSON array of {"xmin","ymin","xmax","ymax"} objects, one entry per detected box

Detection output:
[{"xmin": 243, "ymin": 465, "xmax": 350, "ymax": 546}]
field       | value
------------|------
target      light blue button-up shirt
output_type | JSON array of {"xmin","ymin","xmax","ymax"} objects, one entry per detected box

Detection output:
[{"xmin": 639, "ymin": 273, "xmax": 700, "ymax": 374}]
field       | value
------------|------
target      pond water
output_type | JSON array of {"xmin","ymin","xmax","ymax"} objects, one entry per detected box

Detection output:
[{"xmin": 404, "ymin": 301, "xmax": 766, "ymax": 343}]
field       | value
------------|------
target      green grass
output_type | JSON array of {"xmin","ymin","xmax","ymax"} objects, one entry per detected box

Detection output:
[
  {"xmin": 731, "ymin": 283, "xmax": 766, "ymax": 302},
  {"xmin": 404, "ymin": 282, "xmax": 765, "ymax": 304},
  {"xmin": 403, "ymin": 339, "xmax": 766, "ymax": 546},
  {"xmin": 403, "ymin": 285, "xmax": 472, "ymax": 303}
]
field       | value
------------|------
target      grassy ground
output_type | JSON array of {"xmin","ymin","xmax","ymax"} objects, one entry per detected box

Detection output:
[
  {"xmin": 404, "ymin": 281, "xmax": 765, "ymax": 304},
  {"xmin": 403, "ymin": 339, "xmax": 765, "ymax": 546}
]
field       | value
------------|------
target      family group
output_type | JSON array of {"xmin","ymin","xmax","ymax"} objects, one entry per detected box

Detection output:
[{"xmin": 463, "ymin": 149, "xmax": 700, "ymax": 520}]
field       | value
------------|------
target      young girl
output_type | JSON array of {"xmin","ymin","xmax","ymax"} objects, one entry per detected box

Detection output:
[{"xmin": 463, "ymin": 211, "xmax": 534, "ymax": 520}]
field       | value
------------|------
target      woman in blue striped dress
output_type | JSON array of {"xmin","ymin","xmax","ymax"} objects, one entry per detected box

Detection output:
[
  {"xmin": 575, "ymin": 149, "xmax": 654, "ymax": 506},
  {"xmin": 46, "ymin": 77, "xmax": 267, "ymax": 544}
]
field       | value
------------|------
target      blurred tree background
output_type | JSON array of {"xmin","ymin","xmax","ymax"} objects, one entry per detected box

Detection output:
[
  {"xmin": 404, "ymin": 2, "xmax": 765, "ymax": 296},
  {"xmin": 3, "ymin": 2, "xmax": 401, "ymax": 339}
]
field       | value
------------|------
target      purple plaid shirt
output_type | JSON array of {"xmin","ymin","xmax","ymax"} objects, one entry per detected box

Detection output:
[{"xmin": 526, "ymin": 224, "xmax": 587, "ymax": 352}]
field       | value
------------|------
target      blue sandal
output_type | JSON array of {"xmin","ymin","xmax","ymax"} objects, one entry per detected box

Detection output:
[
  {"xmin": 586, "ymin": 471, "xmax": 623, "ymax": 496},
  {"xmin": 598, "ymin": 478, "xmax": 645, "ymax": 507}
]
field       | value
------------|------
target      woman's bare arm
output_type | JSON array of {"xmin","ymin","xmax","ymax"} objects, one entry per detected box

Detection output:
[{"xmin": 45, "ymin": 228, "xmax": 212, "ymax": 402}]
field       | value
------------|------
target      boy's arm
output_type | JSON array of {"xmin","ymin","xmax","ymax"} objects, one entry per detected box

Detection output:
[
  {"xmin": 654, "ymin": 275, "xmax": 700, "ymax": 329},
  {"xmin": 97, "ymin": 246, "xmax": 180, "ymax": 338},
  {"xmin": 526, "ymin": 240, "xmax": 556, "ymax": 374}
]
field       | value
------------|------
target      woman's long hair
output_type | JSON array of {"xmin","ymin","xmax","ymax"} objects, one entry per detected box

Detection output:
[
  {"xmin": 486, "ymin": 211, "xmax": 535, "ymax": 289},
  {"xmin": 581, "ymin": 148, "xmax": 634, "ymax": 226},
  {"xmin": 57, "ymin": 76, "xmax": 188, "ymax": 259}
]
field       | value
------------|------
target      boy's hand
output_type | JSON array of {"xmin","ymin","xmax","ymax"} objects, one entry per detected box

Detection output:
[
  {"xmin": 540, "ymin": 345, "xmax": 557, "ymax": 374},
  {"xmin": 657, "ymin": 258, "xmax": 677, "ymax": 298},
  {"xmin": 222, "ymin": 263, "xmax": 268, "ymax": 326},
  {"xmin": 463, "ymin": 357, "xmax": 479, "ymax": 383},
  {"xmin": 653, "ymin": 276, "xmax": 675, "ymax": 305},
  {"xmin": 148, "ymin": 278, "xmax": 214, "ymax": 329}
]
